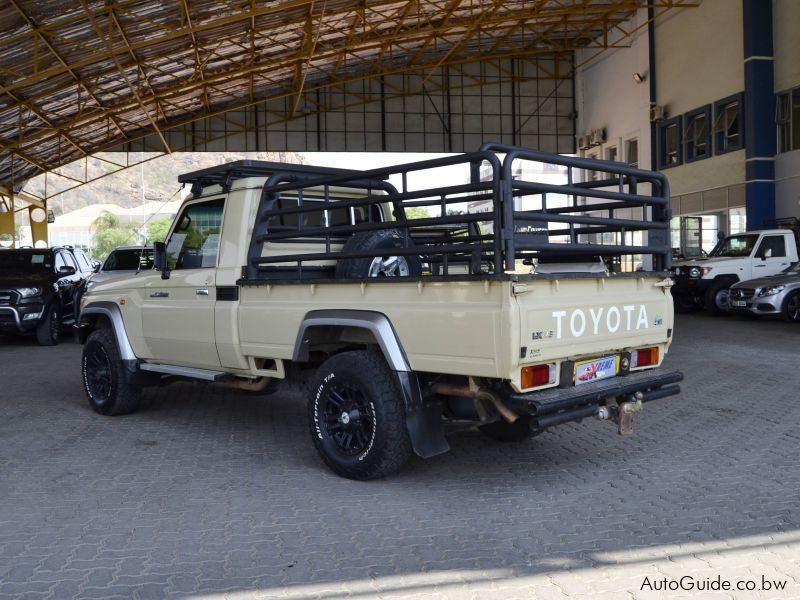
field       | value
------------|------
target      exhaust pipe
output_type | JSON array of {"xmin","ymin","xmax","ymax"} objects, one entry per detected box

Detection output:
[{"xmin": 431, "ymin": 383, "xmax": 519, "ymax": 423}]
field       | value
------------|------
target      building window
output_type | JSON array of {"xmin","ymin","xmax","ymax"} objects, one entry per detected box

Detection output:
[
  {"xmin": 728, "ymin": 207, "xmax": 746, "ymax": 234},
  {"xmin": 605, "ymin": 146, "xmax": 618, "ymax": 162},
  {"xmin": 684, "ymin": 106, "xmax": 711, "ymax": 162},
  {"xmin": 625, "ymin": 138, "xmax": 638, "ymax": 168},
  {"xmin": 776, "ymin": 88, "xmax": 800, "ymax": 153},
  {"xmin": 714, "ymin": 94, "xmax": 744, "ymax": 154},
  {"xmin": 658, "ymin": 117, "xmax": 682, "ymax": 168}
]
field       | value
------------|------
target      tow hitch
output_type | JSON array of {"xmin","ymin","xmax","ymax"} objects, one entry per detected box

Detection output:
[{"xmin": 596, "ymin": 392, "xmax": 643, "ymax": 435}]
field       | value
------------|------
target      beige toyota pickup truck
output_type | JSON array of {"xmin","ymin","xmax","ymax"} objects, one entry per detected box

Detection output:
[{"xmin": 77, "ymin": 144, "xmax": 683, "ymax": 479}]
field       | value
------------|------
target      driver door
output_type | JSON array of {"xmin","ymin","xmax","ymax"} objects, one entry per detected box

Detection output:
[
  {"xmin": 141, "ymin": 197, "xmax": 225, "ymax": 368},
  {"xmin": 753, "ymin": 235, "xmax": 791, "ymax": 276}
]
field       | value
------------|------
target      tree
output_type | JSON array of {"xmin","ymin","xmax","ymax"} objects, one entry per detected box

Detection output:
[
  {"xmin": 145, "ymin": 217, "xmax": 172, "ymax": 244},
  {"xmin": 91, "ymin": 210, "xmax": 137, "ymax": 259},
  {"xmin": 403, "ymin": 206, "xmax": 430, "ymax": 220}
]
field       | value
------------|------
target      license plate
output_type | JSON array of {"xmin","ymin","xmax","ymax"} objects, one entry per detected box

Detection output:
[
  {"xmin": 574, "ymin": 355, "xmax": 618, "ymax": 386},
  {"xmin": 731, "ymin": 300, "xmax": 746, "ymax": 308}
]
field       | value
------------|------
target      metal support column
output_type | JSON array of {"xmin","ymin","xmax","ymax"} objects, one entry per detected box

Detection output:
[{"xmin": 742, "ymin": 0, "xmax": 776, "ymax": 230}]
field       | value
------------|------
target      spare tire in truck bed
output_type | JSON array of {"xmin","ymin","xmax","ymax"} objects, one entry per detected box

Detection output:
[{"xmin": 335, "ymin": 228, "xmax": 422, "ymax": 278}]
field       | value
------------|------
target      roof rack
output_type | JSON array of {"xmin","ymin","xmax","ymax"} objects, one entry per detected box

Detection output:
[
  {"xmin": 178, "ymin": 160, "xmax": 384, "ymax": 198},
  {"xmin": 241, "ymin": 144, "xmax": 672, "ymax": 282}
]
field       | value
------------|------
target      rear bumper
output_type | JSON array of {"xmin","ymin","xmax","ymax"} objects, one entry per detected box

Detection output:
[{"xmin": 505, "ymin": 368, "xmax": 683, "ymax": 431}]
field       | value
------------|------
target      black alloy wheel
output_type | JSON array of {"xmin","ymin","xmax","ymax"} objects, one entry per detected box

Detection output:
[{"xmin": 320, "ymin": 381, "xmax": 376, "ymax": 457}]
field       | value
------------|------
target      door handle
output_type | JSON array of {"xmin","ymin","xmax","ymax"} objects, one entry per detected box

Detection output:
[
  {"xmin": 196, "ymin": 289, "xmax": 209, "ymax": 296},
  {"xmin": 149, "ymin": 291, "xmax": 169, "ymax": 298},
  {"xmin": 754, "ymin": 265, "xmax": 766, "ymax": 268}
]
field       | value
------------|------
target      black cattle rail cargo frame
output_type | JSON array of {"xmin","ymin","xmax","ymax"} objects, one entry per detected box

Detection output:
[{"xmin": 241, "ymin": 143, "xmax": 673, "ymax": 282}]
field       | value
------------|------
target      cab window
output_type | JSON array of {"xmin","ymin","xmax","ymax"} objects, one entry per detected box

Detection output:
[
  {"xmin": 54, "ymin": 252, "xmax": 73, "ymax": 272},
  {"xmin": 755, "ymin": 235, "xmax": 786, "ymax": 258},
  {"xmin": 267, "ymin": 194, "xmax": 383, "ymax": 236},
  {"xmin": 73, "ymin": 250, "xmax": 93, "ymax": 273},
  {"xmin": 165, "ymin": 198, "xmax": 225, "ymax": 269}
]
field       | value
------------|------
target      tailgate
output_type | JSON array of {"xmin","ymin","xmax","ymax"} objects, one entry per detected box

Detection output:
[{"xmin": 513, "ymin": 275, "xmax": 674, "ymax": 381}]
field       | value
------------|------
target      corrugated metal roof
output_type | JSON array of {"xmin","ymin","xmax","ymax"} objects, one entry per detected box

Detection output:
[{"xmin": 0, "ymin": 0, "xmax": 695, "ymax": 189}]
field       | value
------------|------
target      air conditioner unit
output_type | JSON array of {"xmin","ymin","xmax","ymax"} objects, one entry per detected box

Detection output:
[
  {"xmin": 649, "ymin": 104, "xmax": 667, "ymax": 122},
  {"xmin": 590, "ymin": 128, "xmax": 607, "ymax": 146},
  {"xmin": 578, "ymin": 135, "xmax": 591, "ymax": 150}
]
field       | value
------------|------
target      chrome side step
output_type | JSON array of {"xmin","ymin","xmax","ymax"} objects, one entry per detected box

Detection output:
[{"xmin": 139, "ymin": 363, "xmax": 231, "ymax": 382}]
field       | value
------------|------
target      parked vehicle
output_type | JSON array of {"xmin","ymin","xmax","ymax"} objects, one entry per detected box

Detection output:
[
  {"xmin": 90, "ymin": 246, "xmax": 154, "ymax": 284},
  {"xmin": 729, "ymin": 261, "xmax": 800, "ymax": 322},
  {"xmin": 77, "ymin": 146, "xmax": 683, "ymax": 480},
  {"xmin": 670, "ymin": 227, "xmax": 800, "ymax": 315},
  {"xmin": 0, "ymin": 247, "xmax": 90, "ymax": 345},
  {"xmin": 66, "ymin": 246, "xmax": 99, "ymax": 276}
]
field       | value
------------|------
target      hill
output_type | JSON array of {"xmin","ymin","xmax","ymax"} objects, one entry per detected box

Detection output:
[{"xmin": 22, "ymin": 151, "xmax": 306, "ymax": 217}]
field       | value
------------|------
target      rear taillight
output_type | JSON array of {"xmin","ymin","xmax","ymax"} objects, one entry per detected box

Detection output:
[
  {"xmin": 521, "ymin": 363, "xmax": 556, "ymax": 389},
  {"xmin": 632, "ymin": 347, "xmax": 659, "ymax": 368}
]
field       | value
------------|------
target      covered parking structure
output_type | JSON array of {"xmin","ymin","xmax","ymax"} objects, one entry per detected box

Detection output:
[{"xmin": 0, "ymin": 0, "xmax": 695, "ymax": 246}]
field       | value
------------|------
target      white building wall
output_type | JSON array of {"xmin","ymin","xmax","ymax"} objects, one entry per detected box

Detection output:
[
  {"xmin": 773, "ymin": 0, "xmax": 800, "ymax": 92},
  {"xmin": 576, "ymin": 0, "xmax": 752, "ymax": 215},
  {"xmin": 575, "ymin": 9, "xmax": 651, "ymax": 168},
  {"xmin": 773, "ymin": 0, "xmax": 800, "ymax": 219},
  {"xmin": 654, "ymin": 0, "xmax": 745, "ymax": 198},
  {"xmin": 655, "ymin": 0, "xmax": 743, "ymax": 116}
]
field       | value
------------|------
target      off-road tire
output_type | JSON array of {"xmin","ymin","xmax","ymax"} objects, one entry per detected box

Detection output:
[
  {"xmin": 335, "ymin": 229, "xmax": 422, "ymax": 279},
  {"xmin": 35, "ymin": 304, "xmax": 60, "ymax": 346},
  {"xmin": 307, "ymin": 350, "xmax": 413, "ymax": 480},
  {"xmin": 672, "ymin": 293, "xmax": 697, "ymax": 314},
  {"xmin": 782, "ymin": 291, "xmax": 800, "ymax": 323},
  {"xmin": 82, "ymin": 328, "xmax": 140, "ymax": 416},
  {"xmin": 478, "ymin": 416, "xmax": 538, "ymax": 442},
  {"xmin": 705, "ymin": 280, "xmax": 732, "ymax": 316}
]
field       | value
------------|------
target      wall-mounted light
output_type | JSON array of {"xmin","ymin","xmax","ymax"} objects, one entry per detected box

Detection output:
[{"xmin": 633, "ymin": 72, "xmax": 646, "ymax": 84}]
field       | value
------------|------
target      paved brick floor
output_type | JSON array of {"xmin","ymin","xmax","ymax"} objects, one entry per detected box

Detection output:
[{"xmin": 1, "ymin": 314, "xmax": 799, "ymax": 599}]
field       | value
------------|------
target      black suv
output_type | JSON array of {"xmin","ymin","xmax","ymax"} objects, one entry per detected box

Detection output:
[{"xmin": 0, "ymin": 247, "xmax": 91, "ymax": 345}]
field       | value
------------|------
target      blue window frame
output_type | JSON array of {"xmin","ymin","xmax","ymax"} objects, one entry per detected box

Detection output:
[
  {"xmin": 657, "ymin": 116, "xmax": 682, "ymax": 169},
  {"xmin": 684, "ymin": 105, "xmax": 711, "ymax": 162},
  {"xmin": 714, "ymin": 93, "xmax": 744, "ymax": 154}
]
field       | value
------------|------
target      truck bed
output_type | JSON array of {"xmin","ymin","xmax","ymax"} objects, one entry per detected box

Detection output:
[{"xmin": 237, "ymin": 272, "xmax": 674, "ymax": 391}]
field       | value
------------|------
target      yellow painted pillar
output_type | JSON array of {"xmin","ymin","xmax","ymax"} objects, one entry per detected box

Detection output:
[
  {"xmin": 28, "ymin": 204, "xmax": 49, "ymax": 248},
  {"xmin": 0, "ymin": 194, "xmax": 14, "ymax": 248}
]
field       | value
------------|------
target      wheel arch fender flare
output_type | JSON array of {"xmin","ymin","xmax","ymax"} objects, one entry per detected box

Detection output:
[
  {"xmin": 78, "ymin": 302, "xmax": 137, "ymax": 361},
  {"xmin": 292, "ymin": 309, "xmax": 411, "ymax": 371}
]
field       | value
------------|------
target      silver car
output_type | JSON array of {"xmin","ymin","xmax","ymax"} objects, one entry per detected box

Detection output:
[{"xmin": 729, "ymin": 262, "xmax": 800, "ymax": 322}]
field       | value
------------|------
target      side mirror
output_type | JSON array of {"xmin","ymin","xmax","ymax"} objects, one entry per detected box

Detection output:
[
  {"xmin": 59, "ymin": 265, "xmax": 76, "ymax": 275},
  {"xmin": 92, "ymin": 263, "xmax": 101, "ymax": 273},
  {"xmin": 153, "ymin": 242, "xmax": 170, "ymax": 280}
]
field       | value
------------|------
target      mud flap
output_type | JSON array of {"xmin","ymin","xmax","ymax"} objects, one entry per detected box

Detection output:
[{"xmin": 395, "ymin": 371, "xmax": 450, "ymax": 458}]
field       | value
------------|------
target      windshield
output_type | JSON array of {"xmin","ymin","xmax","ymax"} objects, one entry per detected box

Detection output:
[
  {"xmin": 714, "ymin": 234, "xmax": 759, "ymax": 257},
  {"xmin": 103, "ymin": 248, "xmax": 154, "ymax": 271},
  {"xmin": 0, "ymin": 250, "xmax": 52, "ymax": 270}
]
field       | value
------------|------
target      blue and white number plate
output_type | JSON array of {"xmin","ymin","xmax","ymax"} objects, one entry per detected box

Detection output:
[{"xmin": 574, "ymin": 355, "xmax": 618, "ymax": 386}]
